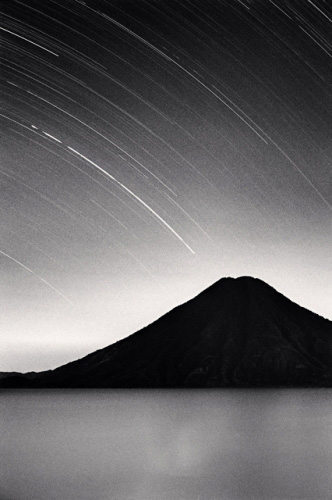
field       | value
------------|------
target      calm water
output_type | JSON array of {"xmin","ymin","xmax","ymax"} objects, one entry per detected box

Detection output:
[{"xmin": 1, "ymin": 389, "xmax": 332, "ymax": 500}]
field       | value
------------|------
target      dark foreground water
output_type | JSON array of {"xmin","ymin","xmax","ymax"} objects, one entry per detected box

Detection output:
[{"xmin": 1, "ymin": 390, "xmax": 332, "ymax": 500}]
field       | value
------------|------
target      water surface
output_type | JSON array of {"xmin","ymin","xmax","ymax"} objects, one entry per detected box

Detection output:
[{"xmin": 1, "ymin": 389, "xmax": 331, "ymax": 500}]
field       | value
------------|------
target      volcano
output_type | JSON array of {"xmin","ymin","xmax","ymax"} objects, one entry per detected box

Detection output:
[{"xmin": 2, "ymin": 277, "xmax": 332, "ymax": 388}]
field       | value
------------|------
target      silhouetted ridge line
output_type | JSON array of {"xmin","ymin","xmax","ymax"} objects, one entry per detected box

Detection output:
[{"xmin": 2, "ymin": 276, "xmax": 332, "ymax": 388}]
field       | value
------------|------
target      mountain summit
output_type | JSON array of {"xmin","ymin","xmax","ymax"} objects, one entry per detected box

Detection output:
[{"xmin": 2, "ymin": 277, "xmax": 332, "ymax": 388}]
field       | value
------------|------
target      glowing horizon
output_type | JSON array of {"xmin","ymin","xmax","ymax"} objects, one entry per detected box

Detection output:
[{"xmin": 1, "ymin": 0, "xmax": 331, "ymax": 372}]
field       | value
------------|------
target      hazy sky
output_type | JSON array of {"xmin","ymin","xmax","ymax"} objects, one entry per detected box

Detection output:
[{"xmin": 1, "ymin": 0, "xmax": 331, "ymax": 372}]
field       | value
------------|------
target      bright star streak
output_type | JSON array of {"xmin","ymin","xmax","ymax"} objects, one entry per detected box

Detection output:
[
  {"xmin": 67, "ymin": 147, "xmax": 195, "ymax": 254},
  {"xmin": 90, "ymin": 199, "xmax": 133, "ymax": 233},
  {"xmin": 22, "ymin": 88, "xmax": 176, "ymax": 194},
  {"xmin": 0, "ymin": 27, "xmax": 59, "ymax": 57},
  {"xmin": 307, "ymin": 0, "xmax": 332, "ymax": 24},
  {"xmin": 42, "ymin": 131, "xmax": 62, "ymax": 143},
  {"xmin": 102, "ymin": 15, "xmax": 268, "ymax": 144},
  {"xmin": 266, "ymin": 137, "xmax": 332, "ymax": 211},
  {"xmin": 164, "ymin": 193, "xmax": 212, "ymax": 240},
  {"xmin": 10, "ymin": 73, "xmax": 178, "ymax": 194},
  {"xmin": 2, "ymin": 0, "xmax": 332, "ymax": 372},
  {"xmin": 0, "ymin": 250, "xmax": 74, "ymax": 306}
]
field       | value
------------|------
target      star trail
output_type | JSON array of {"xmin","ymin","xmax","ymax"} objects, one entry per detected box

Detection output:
[{"xmin": 1, "ymin": 0, "xmax": 331, "ymax": 371}]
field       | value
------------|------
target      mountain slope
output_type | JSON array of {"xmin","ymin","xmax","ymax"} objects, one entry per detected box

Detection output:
[{"xmin": 2, "ymin": 277, "xmax": 332, "ymax": 387}]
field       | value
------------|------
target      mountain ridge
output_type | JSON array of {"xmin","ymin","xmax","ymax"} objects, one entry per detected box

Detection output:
[{"xmin": 2, "ymin": 276, "xmax": 332, "ymax": 388}]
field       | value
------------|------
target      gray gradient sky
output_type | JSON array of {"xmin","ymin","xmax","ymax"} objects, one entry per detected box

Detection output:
[{"xmin": 1, "ymin": 0, "xmax": 331, "ymax": 371}]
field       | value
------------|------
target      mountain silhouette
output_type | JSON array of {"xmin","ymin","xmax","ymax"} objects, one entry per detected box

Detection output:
[{"xmin": 2, "ymin": 277, "xmax": 332, "ymax": 388}]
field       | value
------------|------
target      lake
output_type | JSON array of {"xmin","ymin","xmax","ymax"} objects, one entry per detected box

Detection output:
[{"xmin": 1, "ymin": 389, "xmax": 331, "ymax": 500}]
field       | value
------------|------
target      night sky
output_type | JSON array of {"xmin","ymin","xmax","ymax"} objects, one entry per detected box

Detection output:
[{"xmin": 1, "ymin": 0, "xmax": 331, "ymax": 372}]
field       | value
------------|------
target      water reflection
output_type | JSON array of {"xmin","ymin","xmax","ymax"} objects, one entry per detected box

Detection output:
[{"xmin": 1, "ymin": 390, "xmax": 331, "ymax": 499}]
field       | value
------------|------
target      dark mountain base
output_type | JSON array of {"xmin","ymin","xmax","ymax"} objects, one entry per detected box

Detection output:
[{"xmin": 2, "ymin": 277, "xmax": 332, "ymax": 388}]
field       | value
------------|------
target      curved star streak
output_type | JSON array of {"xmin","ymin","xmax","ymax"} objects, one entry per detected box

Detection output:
[
  {"xmin": 67, "ymin": 146, "xmax": 195, "ymax": 254},
  {"xmin": 0, "ymin": 251, "xmax": 74, "ymax": 306},
  {"xmin": 1, "ymin": 0, "xmax": 332, "ymax": 371}
]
